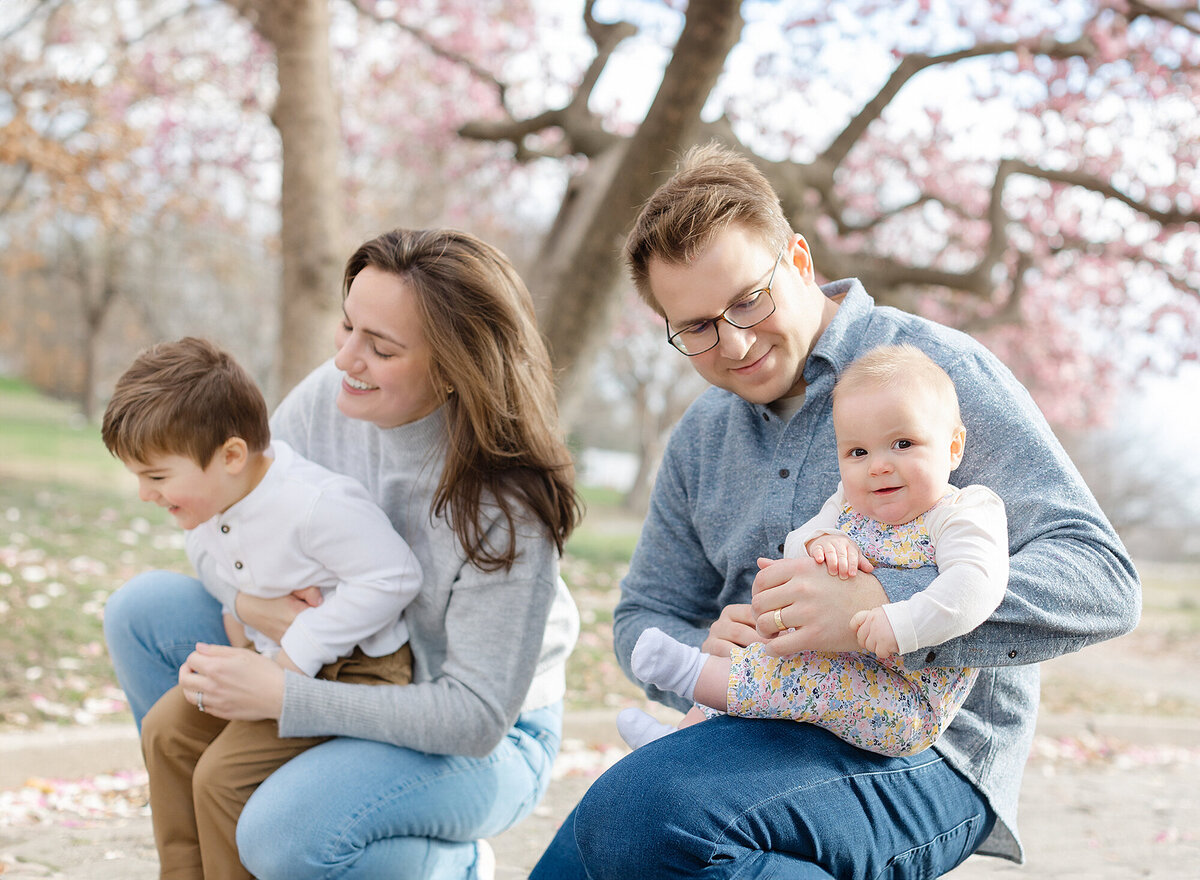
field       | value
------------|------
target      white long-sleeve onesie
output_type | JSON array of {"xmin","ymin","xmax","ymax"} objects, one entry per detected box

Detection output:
[{"xmin": 783, "ymin": 484, "xmax": 1009, "ymax": 655}]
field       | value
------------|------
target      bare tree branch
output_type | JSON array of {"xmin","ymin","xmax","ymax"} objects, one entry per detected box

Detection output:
[
  {"xmin": 457, "ymin": 1, "xmax": 636, "ymax": 159},
  {"xmin": 0, "ymin": 0, "xmax": 65, "ymax": 43},
  {"xmin": 820, "ymin": 35, "xmax": 1098, "ymax": 172},
  {"xmin": 345, "ymin": 0, "xmax": 510, "ymax": 105},
  {"xmin": 1002, "ymin": 158, "xmax": 1200, "ymax": 226},
  {"xmin": 0, "ymin": 162, "xmax": 33, "ymax": 217},
  {"xmin": 1128, "ymin": 0, "xmax": 1200, "ymax": 37}
]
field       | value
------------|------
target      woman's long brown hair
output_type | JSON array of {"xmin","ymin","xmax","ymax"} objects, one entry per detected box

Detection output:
[{"xmin": 343, "ymin": 228, "xmax": 582, "ymax": 572}]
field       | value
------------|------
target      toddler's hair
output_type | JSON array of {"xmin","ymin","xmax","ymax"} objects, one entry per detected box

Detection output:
[
  {"xmin": 833, "ymin": 344, "xmax": 962, "ymax": 425},
  {"xmin": 101, "ymin": 336, "xmax": 270, "ymax": 467}
]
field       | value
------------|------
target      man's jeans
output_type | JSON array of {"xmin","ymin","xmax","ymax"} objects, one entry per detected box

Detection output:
[{"xmin": 532, "ymin": 714, "xmax": 994, "ymax": 879}]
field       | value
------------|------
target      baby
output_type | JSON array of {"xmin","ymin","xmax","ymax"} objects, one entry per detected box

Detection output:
[{"xmin": 620, "ymin": 343, "xmax": 1008, "ymax": 757}]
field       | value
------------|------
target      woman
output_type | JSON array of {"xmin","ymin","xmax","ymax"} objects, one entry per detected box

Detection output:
[{"xmin": 104, "ymin": 228, "xmax": 582, "ymax": 879}]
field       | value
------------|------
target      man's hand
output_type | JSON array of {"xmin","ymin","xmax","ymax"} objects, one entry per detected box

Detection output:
[
  {"xmin": 751, "ymin": 556, "xmax": 887, "ymax": 655},
  {"xmin": 850, "ymin": 608, "xmax": 900, "ymax": 657},
  {"xmin": 806, "ymin": 533, "xmax": 875, "ymax": 579},
  {"xmin": 700, "ymin": 603, "xmax": 760, "ymax": 657}
]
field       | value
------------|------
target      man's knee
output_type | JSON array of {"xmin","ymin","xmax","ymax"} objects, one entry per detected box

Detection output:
[{"xmin": 573, "ymin": 746, "xmax": 703, "ymax": 873}]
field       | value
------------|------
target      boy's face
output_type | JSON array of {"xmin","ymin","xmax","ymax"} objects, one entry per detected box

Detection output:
[
  {"xmin": 124, "ymin": 452, "xmax": 238, "ymax": 530},
  {"xmin": 832, "ymin": 383, "xmax": 965, "ymax": 525},
  {"xmin": 648, "ymin": 225, "xmax": 838, "ymax": 405}
]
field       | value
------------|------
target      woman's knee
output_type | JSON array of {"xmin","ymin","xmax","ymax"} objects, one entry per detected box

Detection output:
[
  {"xmin": 103, "ymin": 571, "xmax": 164, "ymax": 643},
  {"xmin": 236, "ymin": 779, "xmax": 328, "ymax": 879},
  {"xmin": 104, "ymin": 571, "xmax": 204, "ymax": 645}
]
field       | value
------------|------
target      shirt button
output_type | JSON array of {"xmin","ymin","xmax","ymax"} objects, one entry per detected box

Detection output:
[
  {"xmin": 779, "ymin": 469, "xmax": 790, "ymax": 479},
  {"xmin": 762, "ymin": 412, "xmax": 770, "ymax": 421},
  {"xmin": 1008, "ymin": 649, "xmax": 1018, "ymax": 659},
  {"xmin": 925, "ymin": 651, "xmax": 937, "ymax": 663},
  {"xmin": 221, "ymin": 525, "xmax": 230, "ymax": 534},
  {"xmin": 777, "ymin": 543, "xmax": 785, "ymax": 554},
  {"xmin": 234, "ymin": 561, "xmax": 244, "ymax": 570}
]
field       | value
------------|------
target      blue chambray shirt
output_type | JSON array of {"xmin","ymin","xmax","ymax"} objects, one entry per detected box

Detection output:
[{"xmin": 614, "ymin": 279, "xmax": 1141, "ymax": 861}]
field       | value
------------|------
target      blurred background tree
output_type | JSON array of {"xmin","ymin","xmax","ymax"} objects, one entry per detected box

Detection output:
[{"xmin": 1, "ymin": 0, "xmax": 1198, "ymax": 533}]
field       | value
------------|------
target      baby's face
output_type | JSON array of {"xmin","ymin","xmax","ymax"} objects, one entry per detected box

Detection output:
[
  {"xmin": 124, "ymin": 452, "xmax": 230, "ymax": 530},
  {"xmin": 832, "ymin": 385, "xmax": 964, "ymax": 525}
]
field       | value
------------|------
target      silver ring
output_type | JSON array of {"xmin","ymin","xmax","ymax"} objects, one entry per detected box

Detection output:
[
  {"xmin": 773, "ymin": 607, "xmax": 785, "ymax": 633},
  {"xmin": 196, "ymin": 691, "xmax": 205, "ymax": 713}
]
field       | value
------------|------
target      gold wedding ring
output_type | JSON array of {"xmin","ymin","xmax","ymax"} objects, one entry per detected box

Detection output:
[{"xmin": 773, "ymin": 607, "xmax": 785, "ymax": 633}]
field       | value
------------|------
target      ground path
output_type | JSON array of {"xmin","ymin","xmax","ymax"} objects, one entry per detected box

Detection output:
[{"xmin": 2, "ymin": 633, "xmax": 1198, "ymax": 878}]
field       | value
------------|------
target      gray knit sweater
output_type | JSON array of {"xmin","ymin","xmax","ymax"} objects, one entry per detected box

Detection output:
[{"xmin": 261, "ymin": 360, "xmax": 578, "ymax": 757}]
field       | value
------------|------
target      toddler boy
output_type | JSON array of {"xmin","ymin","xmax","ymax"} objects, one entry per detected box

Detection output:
[{"xmin": 102, "ymin": 336, "xmax": 421, "ymax": 879}]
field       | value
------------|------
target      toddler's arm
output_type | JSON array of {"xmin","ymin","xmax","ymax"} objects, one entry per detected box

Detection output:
[
  {"xmin": 273, "ymin": 647, "xmax": 305, "ymax": 674},
  {"xmin": 281, "ymin": 488, "xmax": 422, "ymax": 676},
  {"xmin": 222, "ymin": 613, "xmax": 253, "ymax": 649}
]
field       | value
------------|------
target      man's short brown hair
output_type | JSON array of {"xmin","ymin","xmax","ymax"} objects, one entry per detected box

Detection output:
[
  {"xmin": 101, "ymin": 337, "xmax": 270, "ymax": 467},
  {"xmin": 624, "ymin": 142, "xmax": 794, "ymax": 315}
]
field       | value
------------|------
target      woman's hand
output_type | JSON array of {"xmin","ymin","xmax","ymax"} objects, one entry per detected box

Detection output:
[
  {"xmin": 234, "ymin": 587, "xmax": 323, "ymax": 644},
  {"xmin": 700, "ymin": 602, "xmax": 760, "ymax": 657},
  {"xmin": 751, "ymin": 556, "xmax": 887, "ymax": 656},
  {"xmin": 178, "ymin": 643, "xmax": 286, "ymax": 721}
]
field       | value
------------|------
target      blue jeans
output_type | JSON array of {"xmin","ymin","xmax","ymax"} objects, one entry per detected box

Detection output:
[
  {"xmin": 105, "ymin": 571, "xmax": 562, "ymax": 879},
  {"xmin": 532, "ymin": 715, "xmax": 994, "ymax": 880}
]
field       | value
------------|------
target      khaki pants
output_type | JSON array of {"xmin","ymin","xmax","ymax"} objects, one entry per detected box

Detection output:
[{"xmin": 141, "ymin": 644, "xmax": 413, "ymax": 880}]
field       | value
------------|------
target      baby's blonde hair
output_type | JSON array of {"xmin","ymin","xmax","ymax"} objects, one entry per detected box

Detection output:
[{"xmin": 833, "ymin": 344, "xmax": 962, "ymax": 427}]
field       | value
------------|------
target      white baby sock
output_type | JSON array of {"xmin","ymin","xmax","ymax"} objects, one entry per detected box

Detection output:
[
  {"xmin": 631, "ymin": 627, "xmax": 707, "ymax": 702},
  {"xmin": 616, "ymin": 707, "xmax": 677, "ymax": 750}
]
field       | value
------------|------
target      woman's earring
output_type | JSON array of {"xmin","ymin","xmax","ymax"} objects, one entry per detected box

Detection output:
[{"xmin": 445, "ymin": 385, "xmax": 455, "ymax": 396}]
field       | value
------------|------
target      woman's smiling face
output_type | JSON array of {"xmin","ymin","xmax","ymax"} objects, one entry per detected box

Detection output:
[{"xmin": 333, "ymin": 265, "xmax": 443, "ymax": 429}]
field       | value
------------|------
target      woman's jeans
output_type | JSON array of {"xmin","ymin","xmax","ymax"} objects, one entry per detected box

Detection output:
[
  {"xmin": 531, "ymin": 714, "xmax": 995, "ymax": 879},
  {"xmin": 105, "ymin": 571, "xmax": 562, "ymax": 879}
]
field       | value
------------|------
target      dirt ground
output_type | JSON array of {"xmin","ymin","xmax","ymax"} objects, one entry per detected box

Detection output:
[{"xmin": 1, "ymin": 624, "xmax": 1197, "ymax": 878}]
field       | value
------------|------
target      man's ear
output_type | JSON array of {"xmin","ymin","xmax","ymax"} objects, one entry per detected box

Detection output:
[
  {"xmin": 221, "ymin": 437, "xmax": 250, "ymax": 475},
  {"xmin": 788, "ymin": 234, "xmax": 815, "ymax": 279},
  {"xmin": 949, "ymin": 424, "xmax": 966, "ymax": 470}
]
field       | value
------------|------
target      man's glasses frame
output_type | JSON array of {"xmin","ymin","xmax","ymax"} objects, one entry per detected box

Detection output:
[{"xmin": 666, "ymin": 248, "xmax": 785, "ymax": 356}]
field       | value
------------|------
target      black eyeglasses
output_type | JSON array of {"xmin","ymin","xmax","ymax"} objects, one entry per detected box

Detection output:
[{"xmin": 666, "ymin": 248, "xmax": 783, "ymax": 356}]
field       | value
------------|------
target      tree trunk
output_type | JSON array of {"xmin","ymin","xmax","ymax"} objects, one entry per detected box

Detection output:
[
  {"xmin": 531, "ymin": 0, "xmax": 743, "ymax": 418},
  {"xmin": 236, "ymin": 0, "xmax": 345, "ymax": 400}
]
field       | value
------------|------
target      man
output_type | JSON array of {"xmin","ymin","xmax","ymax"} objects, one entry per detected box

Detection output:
[{"xmin": 532, "ymin": 144, "xmax": 1139, "ymax": 879}]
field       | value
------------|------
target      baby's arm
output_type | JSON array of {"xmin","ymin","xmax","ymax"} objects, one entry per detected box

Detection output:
[
  {"xmin": 880, "ymin": 487, "xmax": 1009, "ymax": 656},
  {"xmin": 849, "ymin": 607, "xmax": 899, "ymax": 655},
  {"xmin": 784, "ymin": 484, "xmax": 874, "ymax": 578}
]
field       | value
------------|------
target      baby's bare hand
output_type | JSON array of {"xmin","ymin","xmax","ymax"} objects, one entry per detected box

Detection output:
[
  {"xmin": 806, "ymin": 534, "xmax": 872, "ymax": 579},
  {"xmin": 851, "ymin": 608, "xmax": 900, "ymax": 657}
]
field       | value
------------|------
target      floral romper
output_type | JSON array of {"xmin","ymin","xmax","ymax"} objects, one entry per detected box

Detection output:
[{"xmin": 725, "ymin": 495, "xmax": 978, "ymax": 757}]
